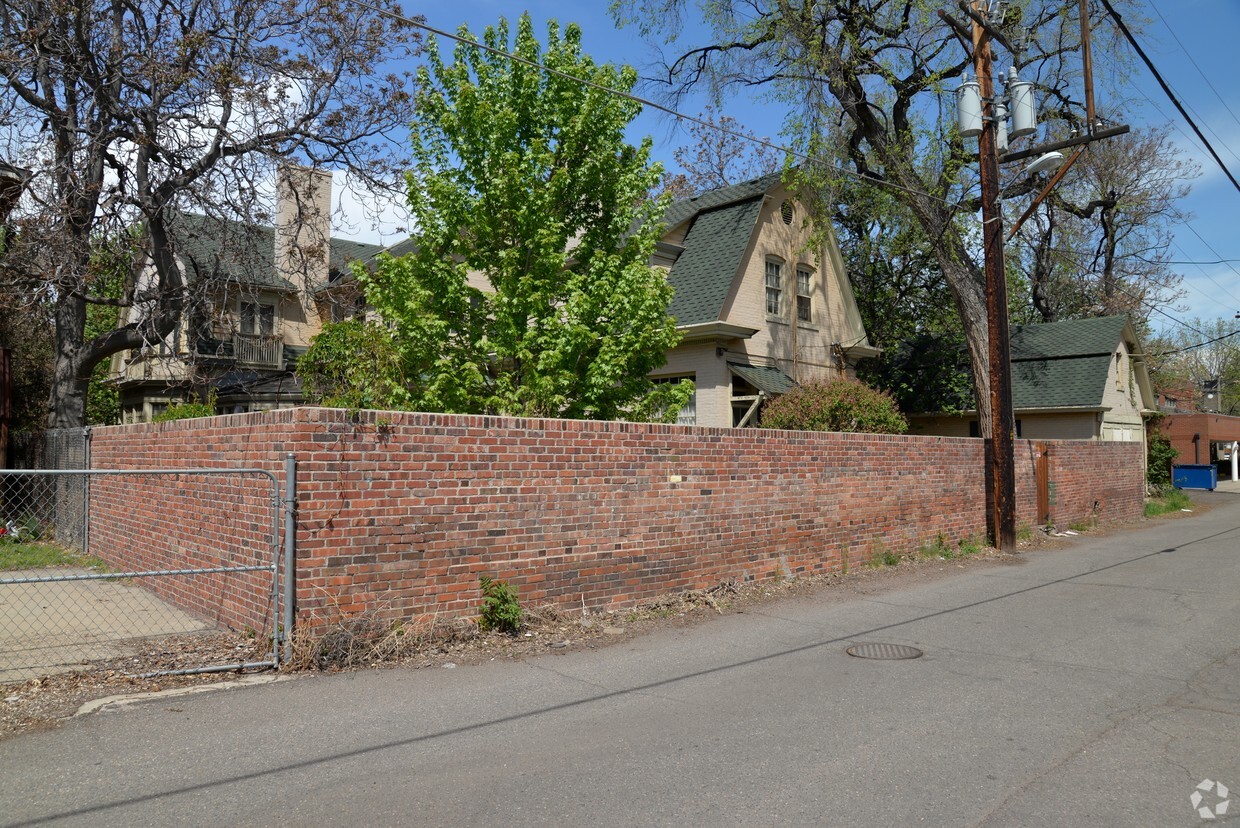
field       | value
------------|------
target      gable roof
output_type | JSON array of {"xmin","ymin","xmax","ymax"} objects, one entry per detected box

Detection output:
[
  {"xmin": 664, "ymin": 171, "xmax": 787, "ymax": 326},
  {"xmin": 1008, "ymin": 315, "xmax": 1135, "ymax": 410},
  {"xmin": 171, "ymin": 213, "xmax": 382, "ymax": 291}
]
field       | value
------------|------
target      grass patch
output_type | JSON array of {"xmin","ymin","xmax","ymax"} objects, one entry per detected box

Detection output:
[
  {"xmin": 867, "ymin": 542, "xmax": 900, "ymax": 568},
  {"xmin": 920, "ymin": 532, "xmax": 987, "ymax": 560},
  {"xmin": 0, "ymin": 541, "xmax": 104, "ymax": 571},
  {"xmin": 1016, "ymin": 523, "xmax": 1033, "ymax": 542},
  {"xmin": 1144, "ymin": 489, "xmax": 1193, "ymax": 518}
]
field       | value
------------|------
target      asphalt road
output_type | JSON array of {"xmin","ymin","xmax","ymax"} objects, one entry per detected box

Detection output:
[{"xmin": 4, "ymin": 494, "xmax": 1240, "ymax": 827}]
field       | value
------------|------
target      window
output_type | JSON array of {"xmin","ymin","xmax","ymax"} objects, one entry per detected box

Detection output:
[
  {"xmin": 240, "ymin": 301, "xmax": 275, "ymax": 337},
  {"xmin": 765, "ymin": 259, "xmax": 783, "ymax": 316},
  {"xmin": 651, "ymin": 375, "xmax": 696, "ymax": 426},
  {"xmin": 796, "ymin": 267, "xmax": 812, "ymax": 323}
]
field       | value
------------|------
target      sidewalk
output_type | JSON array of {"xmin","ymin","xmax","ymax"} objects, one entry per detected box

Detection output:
[{"xmin": 4, "ymin": 500, "xmax": 1240, "ymax": 827}]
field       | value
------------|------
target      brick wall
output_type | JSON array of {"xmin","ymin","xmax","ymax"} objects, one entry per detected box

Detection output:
[{"xmin": 87, "ymin": 408, "xmax": 1145, "ymax": 631}]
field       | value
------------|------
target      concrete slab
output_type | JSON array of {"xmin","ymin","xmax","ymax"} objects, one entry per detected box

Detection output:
[{"xmin": 0, "ymin": 568, "xmax": 213, "ymax": 682}]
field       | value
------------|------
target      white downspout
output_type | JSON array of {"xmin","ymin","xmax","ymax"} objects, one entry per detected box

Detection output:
[{"xmin": 1231, "ymin": 441, "xmax": 1238, "ymax": 482}]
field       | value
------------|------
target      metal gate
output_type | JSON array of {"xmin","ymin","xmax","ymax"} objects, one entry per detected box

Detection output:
[{"xmin": 0, "ymin": 467, "xmax": 285, "ymax": 683}]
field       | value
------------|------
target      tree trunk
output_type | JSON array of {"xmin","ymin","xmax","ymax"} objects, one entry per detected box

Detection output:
[{"xmin": 46, "ymin": 292, "xmax": 91, "ymax": 430}]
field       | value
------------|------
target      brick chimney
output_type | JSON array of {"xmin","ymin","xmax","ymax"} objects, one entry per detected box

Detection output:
[{"xmin": 274, "ymin": 164, "xmax": 333, "ymax": 290}]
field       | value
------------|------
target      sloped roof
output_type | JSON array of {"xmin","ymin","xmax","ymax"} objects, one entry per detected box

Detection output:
[
  {"xmin": 661, "ymin": 172, "xmax": 791, "ymax": 326},
  {"xmin": 730, "ymin": 362, "xmax": 797, "ymax": 395},
  {"xmin": 171, "ymin": 213, "xmax": 382, "ymax": 290},
  {"xmin": 1010, "ymin": 315, "xmax": 1128, "ymax": 361},
  {"xmin": 662, "ymin": 171, "xmax": 784, "ymax": 229},
  {"xmin": 1008, "ymin": 315, "xmax": 1133, "ymax": 410},
  {"xmin": 667, "ymin": 197, "xmax": 765, "ymax": 326}
]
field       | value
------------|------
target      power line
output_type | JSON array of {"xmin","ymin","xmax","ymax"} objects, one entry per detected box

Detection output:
[
  {"xmin": 1148, "ymin": 4, "xmax": 1240, "ymax": 134},
  {"xmin": 1097, "ymin": 0, "xmax": 1240, "ymax": 194},
  {"xmin": 1137, "ymin": 256, "xmax": 1240, "ymax": 266},
  {"xmin": 1155, "ymin": 327, "xmax": 1240, "ymax": 357},
  {"xmin": 345, "ymin": 0, "xmax": 964, "ymax": 211}
]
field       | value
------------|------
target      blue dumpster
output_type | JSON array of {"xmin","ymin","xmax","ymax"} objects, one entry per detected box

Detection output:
[{"xmin": 1173, "ymin": 464, "xmax": 1217, "ymax": 491}]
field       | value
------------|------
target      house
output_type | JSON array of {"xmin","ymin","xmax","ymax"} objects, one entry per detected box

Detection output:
[
  {"xmin": 908, "ymin": 315, "xmax": 1156, "ymax": 452},
  {"xmin": 110, "ymin": 167, "xmax": 381, "ymax": 422},
  {"xmin": 115, "ymin": 169, "xmax": 878, "ymax": 426},
  {"xmin": 647, "ymin": 172, "xmax": 878, "ymax": 427}
]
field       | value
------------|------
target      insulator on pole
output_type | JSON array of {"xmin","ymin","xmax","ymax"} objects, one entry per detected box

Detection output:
[
  {"xmin": 1008, "ymin": 67, "xmax": 1037, "ymax": 138},
  {"xmin": 956, "ymin": 75, "xmax": 983, "ymax": 138},
  {"xmin": 996, "ymin": 101, "xmax": 1010, "ymax": 153}
]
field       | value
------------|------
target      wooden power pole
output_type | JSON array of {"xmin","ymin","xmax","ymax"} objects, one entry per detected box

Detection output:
[{"xmin": 971, "ymin": 0, "xmax": 1017, "ymax": 551}]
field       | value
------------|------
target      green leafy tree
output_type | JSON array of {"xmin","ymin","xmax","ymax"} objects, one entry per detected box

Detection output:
[
  {"xmin": 361, "ymin": 15, "xmax": 690, "ymax": 421},
  {"xmin": 299, "ymin": 320, "xmax": 409, "ymax": 410},
  {"xmin": 760, "ymin": 379, "xmax": 908, "ymax": 434}
]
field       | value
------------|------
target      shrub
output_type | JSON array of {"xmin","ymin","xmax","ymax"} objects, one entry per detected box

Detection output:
[
  {"xmin": 298, "ymin": 320, "xmax": 409, "ymax": 410},
  {"xmin": 759, "ymin": 378, "xmax": 908, "ymax": 434},
  {"xmin": 153, "ymin": 390, "xmax": 217, "ymax": 422},
  {"xmin": 1146, "ymin": 429, "xmax": 1178, "ymax": 495},
  {"xmin": 478, "ymin": 575, "xmax": 523, "ymax": 634}
]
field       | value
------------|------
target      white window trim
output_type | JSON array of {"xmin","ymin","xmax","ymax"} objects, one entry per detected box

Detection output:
[
  {"xmin": 765, "ymin": 257, "xmax": 785, "ymax": 319},
  {"xmin": 795, "ymin": 265, "xmax": 813, "ymax": 324}
]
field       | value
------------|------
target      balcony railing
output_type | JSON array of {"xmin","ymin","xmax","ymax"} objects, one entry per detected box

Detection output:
[{"xmin": 232, "ymin": 333, "xmax": 283, "ymax": 367}]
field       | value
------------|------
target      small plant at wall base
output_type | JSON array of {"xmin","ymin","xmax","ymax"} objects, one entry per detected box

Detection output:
[
  {"xmin": 479, "ymin": 576, "xmax": 524, "ymax": 634},
  {"xmin": 1144, "ymin": 489, "xmax": 1192, "ymax": 518},
  {"xmin": 759, "ymin": 379, "xmax": 908, "ymax": 434}
]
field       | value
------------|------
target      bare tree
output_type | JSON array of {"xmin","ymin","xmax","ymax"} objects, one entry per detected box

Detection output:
[
  {"xmin": 613, "ymin": 0, "xmax": 1138, "ymax": 434},
  {"xmin": 660, "ymin": 103, "xmax": 782, "ymax": 197},
  {"xmin": 1013, "ymin": 123, "xmax": 1193, "ymax": 325},
  {"xmin": 0, "ymin": 0, "xmax": 420, "ymax": 428}
]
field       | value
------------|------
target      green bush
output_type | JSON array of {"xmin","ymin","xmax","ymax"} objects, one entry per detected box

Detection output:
[
  {"xmin": 759, "ymin": 378, "xmax": 908, "ymax": 434},
  {"xmin": 153, "ymin": 390, "xmax": 217, "ymax": 422},
  {"xmin": 478, "ymin": 575, "xmax": 523, "ymax": 634},
  {"xmin": 298, "ymin": 320, "xmax": 409, "ymax": 410},
  {"xmin": 1146, "ymin": 429, "xmax": 1178, "ymax": 495}
]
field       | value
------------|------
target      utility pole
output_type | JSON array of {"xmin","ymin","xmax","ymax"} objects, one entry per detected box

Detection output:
[
  {"xmin": 970, "ymin": 0, "xmax": 1017, "ymax": 550},
  {"xmin": 943, "ymin": 0, "xmax": 1133, "ymax": 548}
]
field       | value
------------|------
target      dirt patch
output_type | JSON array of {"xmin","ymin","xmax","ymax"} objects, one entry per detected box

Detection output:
[
  {"xmin": 1, "ymin": 509, "xmax": 1195, "ymax": 741},
  {"xmin": 1, "ymin": 631, "xmax": 266, "ymax": 740}
]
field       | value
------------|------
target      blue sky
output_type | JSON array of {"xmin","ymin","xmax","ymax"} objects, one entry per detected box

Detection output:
[{"xmin": 358, "ymin": 1, "xmax": 1240, "ymax": 335}]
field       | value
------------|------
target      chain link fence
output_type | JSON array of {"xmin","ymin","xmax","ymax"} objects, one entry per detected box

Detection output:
[{"xmin": 0, "ymin": 467, "xmax": 283, "ymax": 683}]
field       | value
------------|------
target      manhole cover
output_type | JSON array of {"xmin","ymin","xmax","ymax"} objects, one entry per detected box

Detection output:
[{"xmin": 846, "ymin": 643, "xmax": 924, "ymax": 660}]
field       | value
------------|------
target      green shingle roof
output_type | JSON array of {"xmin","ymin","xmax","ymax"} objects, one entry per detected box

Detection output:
[
  {"xmin": 730, "ymin": 363, "xmax": 797, "ymax": 395},
  {"xmin": 171, "ymin": 213, "xmax": 382, "ymax": 290},
  {"xmin": 667, "ymin": 197, "xmax": 764, "ymax": 325},
  {"xmin": 1010, "ymin": 315, "xmax": 1128, "ymax": 361},
  {"xmin": 658, "ymin": 171, "xmax": 794, "ymax": 326},
  {"xmin": 662, "ymin": 171, "xmax": 784, "ymax": 229},
  {"xmin": 1007, "ymin": 316, "xmax": 1131, "ymax": 410}
]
